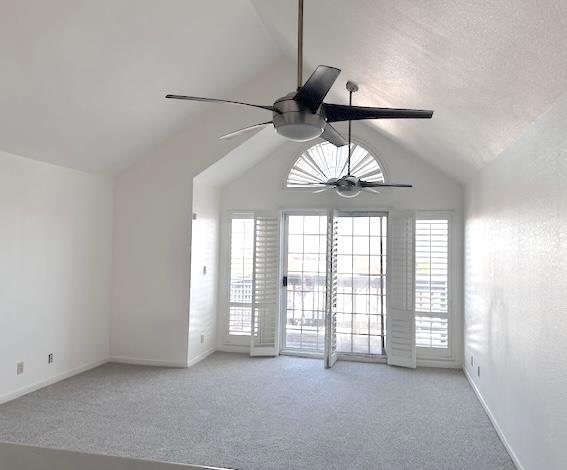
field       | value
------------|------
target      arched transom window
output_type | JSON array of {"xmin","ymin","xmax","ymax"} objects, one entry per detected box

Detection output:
[{"xmin": 286, "ymin": 142, "xmax": 384, "ymax": 187}]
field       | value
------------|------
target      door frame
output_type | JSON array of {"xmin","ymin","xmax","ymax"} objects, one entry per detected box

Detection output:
[
  {"xmin": 333, "ymin": 210, "xmax": 389, "ymax": 362},
  {"xmin": 279, "ymin": 209, "xmax": 328, "ymax": 357},
  {"xmin": 279, "ymin": 209, "xmax": 389, "ymax": 362}
]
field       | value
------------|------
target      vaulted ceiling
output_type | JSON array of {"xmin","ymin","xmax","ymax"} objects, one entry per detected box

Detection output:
[
  {"xmin": 0, "ymin": 0, "xmax": 279, "ymax": 174},
  {"xmin": 1, "ymin": 0, "xmax": 567, "ymax": 181},
  {"xmin": 252, "ymin": 0, "xmax": 567, "ymax": 181}
]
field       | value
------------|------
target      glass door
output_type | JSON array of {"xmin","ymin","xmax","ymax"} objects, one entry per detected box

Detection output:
[
  {"xmin": 281, "ymin": 211, "xmax": 387, "ymax": 361},
  {"xmin": 335, "ymin": 213, "xmax": 387, "ymax": 356},
  {"xmin": 281, "ymin": 213, "xmax": 328, "ymax": 353}
]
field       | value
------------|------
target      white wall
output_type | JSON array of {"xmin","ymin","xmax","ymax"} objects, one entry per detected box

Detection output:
[
  {"xmin": 217, "ymin": 123, "xmax": 465, "ymax": 366},
  {"xmin": 464, "ymin": 91, "xmax": 567, "ymax": 469},
  {"xmin": 187, "ymin": 177, "xmax": 220, "ymax": 365},
  {"xmin": 110, "ymin": 58, "xmax": 295, "ymax": 366},
  {"xmin": 0, "ymin": 151, "xmax": 113, "ymax": 403}
]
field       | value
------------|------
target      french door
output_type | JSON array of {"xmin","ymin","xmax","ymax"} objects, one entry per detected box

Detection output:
[
  {"xmin": 281, "ymin": 211, "xmax": 388, "ymax": 362},
  {"xmin": 281, "ymin": 212, "xmax": 328, "ymax": 353},
  {"xmin": 334, "ymin": 213, "xmax": 388, "ymax": 357}
]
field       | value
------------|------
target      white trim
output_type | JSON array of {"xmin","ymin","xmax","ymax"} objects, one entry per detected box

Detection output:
[
  {"xmin": 279, "ymin": 210, "xmax": 328, "ymax": 353},
  {"xmin": 417, "ymin": 358, "xmax": 462, "ymax": 369},
  {"xmin": 0, "ymin": 359, "xmax": 108, "ymax": 405},
  {"xmin": 282, "ymin": 135, "xmax": 392, "ymax": 190},
  {"xmin": 216, "ymin": 344, "xmax": 250, "ymax": 354},
  {"xmin": 464, "ymin": 368, "xmax": 523, "ymax": 470},
  {"xmin": 280, "ymin": 349, "xmax": 322, "ymax": 359},
  {"xmin": 186, "ymin": 348, "xmax": 216, "ymax": 367},
  {"xmin": 109, "ymin": 356, "xmax": 187, "ymax": 368},
  {"xmin": 338, "ymin": 354, "xmax": 387, "ymax": 364},
  {"xmin": 224, "ymin": 211, "xmax": 255, "ymax": 344},
  {"xmin": 415, "ymin": 211, "xmax": 455, "ymax": 362}
]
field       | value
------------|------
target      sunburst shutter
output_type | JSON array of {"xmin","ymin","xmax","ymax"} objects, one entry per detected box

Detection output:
[{"xmin": 286, "ymin": 142, "xmax": 384, "ymax": 187}]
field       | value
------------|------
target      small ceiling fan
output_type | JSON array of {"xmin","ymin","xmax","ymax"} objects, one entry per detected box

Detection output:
[
  {"xmin": 165, "ymin": 0, "xmax": 433, "ymax": 146},
  {"xmin": 298, "ymin": 81, "xmax": 414, "ymax": 198}
]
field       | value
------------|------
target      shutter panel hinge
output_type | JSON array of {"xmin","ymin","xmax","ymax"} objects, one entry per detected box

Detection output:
[{"xmin": 282, "ymin": 276, "xmax": 288, "ymax": 287}]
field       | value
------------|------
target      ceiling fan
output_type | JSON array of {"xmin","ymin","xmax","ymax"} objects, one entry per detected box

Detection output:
[
  {"xmin": 165, "ymin": 0, "xmax": 434, "ymax": 146},
  {"xmin": 298, "ymin": 81, "xmax": 414, "ymax": 198}
]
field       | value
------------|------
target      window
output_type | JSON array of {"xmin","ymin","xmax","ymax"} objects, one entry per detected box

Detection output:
[
  {"xmin": 286, "ymin": 142, "xmax": 384, "ymax": 187},
  {"xmin": 228, "ymin": 214, "xmax": 254, "ymax": 336},
  {"xmin": 415, "ymin": 218, "xmax": 449, "ymax": 349}
]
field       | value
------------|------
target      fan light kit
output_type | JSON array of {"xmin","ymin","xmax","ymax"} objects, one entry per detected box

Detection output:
[{"xmin": 166, "ymin": 0, "xmax": 434, "ymax": 148}]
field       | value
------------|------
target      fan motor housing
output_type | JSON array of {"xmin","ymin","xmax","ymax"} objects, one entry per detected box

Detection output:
[{"xmin": 273, "ymin": 93, "xmax": 326, "ymax": 142}]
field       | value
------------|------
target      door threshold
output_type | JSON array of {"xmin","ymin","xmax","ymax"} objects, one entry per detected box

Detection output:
[
  {"xmin": 280, "ymin": 349, "xmax": 323, "ymax": 359},
  {"xmin": 337, "ymin": 353, "xmax": 387, "ymax": 364}
]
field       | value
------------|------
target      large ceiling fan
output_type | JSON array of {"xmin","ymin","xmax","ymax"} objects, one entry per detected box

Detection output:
[{"xmin": 165, "ymin": 0, "xmax": 434, "ymax": 147}]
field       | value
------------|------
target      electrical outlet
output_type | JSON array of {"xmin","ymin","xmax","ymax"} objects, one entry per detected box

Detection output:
[
  {"xmin": 17, "ymin": 362, "xmax": 24, "ymax": 375},
  {"xmin": 477, "ymin": 366, "xmax": 480, "ymax": 378},
  {"xmin": 200, "ymin": 334, "xmax": 205, "ymax": 344},
  {"xmin": 48, "ymin": 353, "xmax": 54, "ymax": 364}
]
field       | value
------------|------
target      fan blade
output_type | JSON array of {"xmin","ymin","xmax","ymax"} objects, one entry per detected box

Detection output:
[
  {"xmin": 165, "ymin": 95, "xmax": 276, "ymax": 112},
  {"xmin": 219, "ymin": 122, "xmax": 273, "ymax": 140},
  {"xmin": 287, "ymin": 182, "xmax": 335, "ymax": 187},
  {"xmin": 294, "ymin": 65, "xmax": 341, "ymax": 112},
  {"xmin": 324, "ymin": 104, "xmax": 433, "ymax": 122},
  {"xmin": 313, "ymin": 187, "xmax": 332, "ymax": 194},
  {"xmin": 363, "ymin": 187, "xmax": 381, "ymax": 195},
  {"xmin": 320, "ymin": 123, "xmax": 347, "ymax": 147},
  {"xmin": 360, "ymin": 181, "xmax": 413, "ymax": 188}
]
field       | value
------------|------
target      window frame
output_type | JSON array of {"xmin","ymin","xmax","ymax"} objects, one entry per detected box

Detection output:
[
  {"xmin": 225, "ymin": 211, "xmax": 255, "ymax": 344},
  {"xmin": 415, "ymin": 211, "xmax": 454, "ymax": 362},
  {"xmin": 282, "ymin": 138, "xmax": 391, "ymax": 191}
]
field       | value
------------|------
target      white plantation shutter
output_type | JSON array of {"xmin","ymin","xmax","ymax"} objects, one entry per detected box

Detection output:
[
  {"xmin": 415, "ymin": 218, "xmax": 449, "ymax": 350},
  {"xmin": 324, "ymin": 211, "xmax": 338, "ymax": 368},
  {"xmin": 386, "ymin": 210, "xmax": 416, "ymax": 368},
  {"xmin": 250, "ymin": 214, "xmax": 280, "ymax": 356}
]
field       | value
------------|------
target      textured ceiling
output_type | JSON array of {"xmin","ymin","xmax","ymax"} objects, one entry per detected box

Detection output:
[
  {"xmin": 2, "ymin": 1, "xmax": 567, "ymax": 180},
  {"xmin": 252, "ymin": 0, "xmax": 567, "ymax": 181},
  {"xmin": 0, "ymin": 0, "xmax": 279, "ymax": 174}
]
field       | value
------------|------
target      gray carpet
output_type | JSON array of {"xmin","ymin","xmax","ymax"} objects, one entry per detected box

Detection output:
[{"xmin": 0, "ymin": 353, "xmax": 514, "ymax": 470}]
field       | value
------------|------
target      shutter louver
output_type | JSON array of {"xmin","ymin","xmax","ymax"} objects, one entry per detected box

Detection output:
[
  {"xmin": 324, "ymin": 211, "xmax": 339, "ymax": 368},
  {"xmin": 415, "ymin": 219, "xmax": 449, "ymax": 349},
  {"xmin": 386, "ymin": 210, "xmax": 416, "ymax": 368},
  {"xmin": 250, "ymin": 214, "xmax": 280, "ymax": 356}
]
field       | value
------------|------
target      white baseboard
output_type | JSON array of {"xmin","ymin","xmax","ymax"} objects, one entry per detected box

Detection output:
[
  {"xmin": 186, "ymin": 348, "xmax": 216, "ymax": 367},
  {"xmin": 463, "ymin": 368, "xmax": 523, "ymax": 470},
  {"xmin": 0, "ymin": 359, "xmax": 108, "ymax": 405},
  {"xmin": 417, "ymin": 358, "xmax": 462, "ymax": 368},
  {"xmin": 216, "ymin": 344, "xmax": 249, "ymax": 354},
  {"xmin": 109, "ymin": 356, "xmax": 187, "ymax": 368}
]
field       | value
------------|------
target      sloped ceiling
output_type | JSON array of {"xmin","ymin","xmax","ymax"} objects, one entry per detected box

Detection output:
[
  {"xmin": 252, "ymin": 0, "xmax": 567, "ymax": 181},
  {"xmin": 0, "ymin": 0, "xmax": 280, "ymax": 174},
  {"xmin": 2, "ymin": 1, "xmax": 567, "ymax": 181}
]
